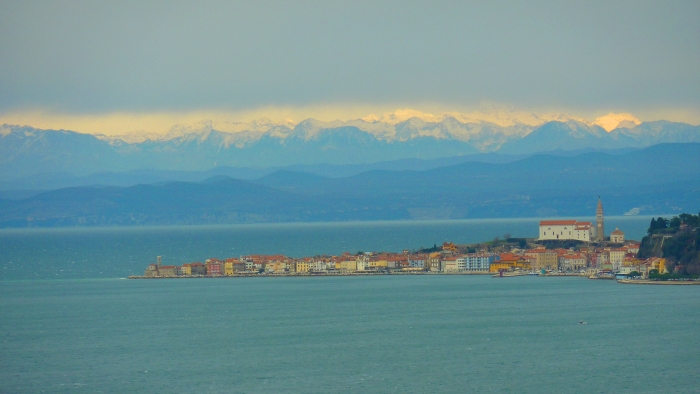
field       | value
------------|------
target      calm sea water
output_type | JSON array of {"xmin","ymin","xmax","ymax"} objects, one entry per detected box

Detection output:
[
  {"xmin": 1, "ymin": 276, "xmax": 699, "ymax": 393},
  {"xmin": 1, "ymin": 216, "xmax": 653, "ymax": 280},
  {"xmin": 4, "ymin": 216, "xmax": 693, "ymax": 393}
]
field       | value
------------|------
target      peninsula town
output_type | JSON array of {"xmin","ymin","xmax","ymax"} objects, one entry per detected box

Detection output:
[{"xmin": 133, "ymin": 200, "xmax": 700, "ymax": 282}]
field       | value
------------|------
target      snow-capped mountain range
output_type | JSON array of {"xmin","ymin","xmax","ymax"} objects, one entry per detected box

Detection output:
[
  {"xmin": 92, "ymin": 111, "xmax": 645, "ymax": 148},
  {"xmin": 1, "ymin": 112, "xmax": 699, "ymax": 179}
]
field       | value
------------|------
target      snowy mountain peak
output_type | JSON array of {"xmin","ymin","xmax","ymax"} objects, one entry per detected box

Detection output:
[{"xmin": 593, "ymin": 113, "xmax": 641, "ymax": 132}]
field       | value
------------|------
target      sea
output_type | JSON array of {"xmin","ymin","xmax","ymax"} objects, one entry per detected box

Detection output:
[
  {"xmin": 2, "ymin": 216, "xmax": 699, "ymax": 393},
  {"xmin": 0, "ymin": 216, "xmax": 655, "ymax": 280}
]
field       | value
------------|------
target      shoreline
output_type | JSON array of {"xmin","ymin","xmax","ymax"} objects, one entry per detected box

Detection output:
[
  {"xmin": 616, "ymin": 279, "xmax": 700, "ymax": 285},
  {"xmin": 128, "ymin": 271, "xmax": 495, "ymax": 279}
]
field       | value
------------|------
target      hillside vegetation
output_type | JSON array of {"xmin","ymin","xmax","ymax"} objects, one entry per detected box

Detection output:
[{"xmin": 639, "ymin": 213, "xmax": 700, "ymax": 275}]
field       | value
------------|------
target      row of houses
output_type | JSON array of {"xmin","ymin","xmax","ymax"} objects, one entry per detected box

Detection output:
[
  {"xmin": 522, "ymin": 244, "xmax": 640, "ymax": 272},
  {"xmin": 144, "ymin": 250, "xmax": 502, "ymax": 277},
  {"xmin": 142, "ymin": 241, "xmax": 644, "ymax": 278}
]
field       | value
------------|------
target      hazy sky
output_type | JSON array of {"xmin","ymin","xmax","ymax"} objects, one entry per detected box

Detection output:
[{"xmin": 1, "ymin": 1, "xmax": 699, "ymax": 134}]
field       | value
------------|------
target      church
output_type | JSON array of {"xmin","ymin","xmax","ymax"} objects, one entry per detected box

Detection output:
[{"xmin": 538, "ymin": 198, "xmax": 605, "ymax": 242}]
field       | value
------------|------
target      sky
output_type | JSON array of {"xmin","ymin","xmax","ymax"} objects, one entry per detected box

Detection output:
[{"xmin": 1, "ymin": 1, "xmax": 699, "ymax": 135}]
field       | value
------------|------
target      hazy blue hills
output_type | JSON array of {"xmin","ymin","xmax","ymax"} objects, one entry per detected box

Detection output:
[
  {"xmin": 2, "ymin": 118, "xmax": 699, "ymax": 180},
  {"xmin": 1, "ymin": 143, "xmax": 698, "ymax": 227},
  {"xmin": 0, "ymin": 153, "xmax": 537, "ymax": 193}
]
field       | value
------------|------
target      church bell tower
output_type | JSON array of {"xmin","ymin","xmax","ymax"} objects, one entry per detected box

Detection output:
[{"xmin": 596, "ymin": 197, "xmax": 604, "ymax": 243}]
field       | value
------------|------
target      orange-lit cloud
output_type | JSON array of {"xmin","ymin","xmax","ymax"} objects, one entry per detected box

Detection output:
[{"xmin": 1, "ymin": 104, "xmax": 699, "ymax": 137}]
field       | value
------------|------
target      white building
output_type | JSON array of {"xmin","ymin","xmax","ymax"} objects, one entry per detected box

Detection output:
[
  {"xmin": 539, "ymin": 220, "xmax": 592, "ymax": 242},
  {"xmin": 356, "ymin": 256, "xmax": 369, "ymax": 271},
  {"xmin": 309, "ymin": 261, "xmax": 327, "ymax": 272},
  {"xmin": 558, "ymin": 254, "xmax": 588, "ymax": 271},
  {"xmin": 443, "ymin": 258, "xmax": 463, "ymax": 272},
  {"xmin": 466, "ymin": 254, "xmax": 494, "ymax": 271},
  {"xmin": 408, "ymin": 257, "xmax": 426, "ymax": 269}
]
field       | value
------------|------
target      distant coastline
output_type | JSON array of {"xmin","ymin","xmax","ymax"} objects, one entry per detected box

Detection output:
[{"xmin": 617, "ymin": 279, "xmax": 700, "ymax": 285}]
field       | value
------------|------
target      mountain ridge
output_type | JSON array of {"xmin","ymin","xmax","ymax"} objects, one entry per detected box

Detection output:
[
  {"xmin": 1, "ymin": 143, "xmax": 698, "ymax": 227},
  {"xmin": 2, "ymin": 118, "xmax": 699, "ymax": 179}
]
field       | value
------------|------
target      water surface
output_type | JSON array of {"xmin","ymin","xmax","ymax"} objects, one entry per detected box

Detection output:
[
  {"xmin": 0, "ymin": 216, "xmax": 652, "ymax": 280},
  {"xmin": 1, "ymin": 276, "xmax": 698, "ymax": 393}
]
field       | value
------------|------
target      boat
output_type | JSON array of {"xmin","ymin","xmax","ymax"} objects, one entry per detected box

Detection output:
[
  {"xmin": 492, "ymin": 271, "xmax": 527, "ymax": 278},
  {"xmin": 579, "ymin": 321, "xmax": 587, "ymax": 325}
]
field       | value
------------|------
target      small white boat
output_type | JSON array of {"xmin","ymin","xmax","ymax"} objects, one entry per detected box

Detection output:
[{"xmin": 579, "ymin": 321, "xmax": 587, "ymax": 325}]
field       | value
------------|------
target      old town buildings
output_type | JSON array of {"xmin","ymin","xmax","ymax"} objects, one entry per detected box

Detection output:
[{"xmin": 140, "ymin": 237, "xmax": 650, "ymax": 278}]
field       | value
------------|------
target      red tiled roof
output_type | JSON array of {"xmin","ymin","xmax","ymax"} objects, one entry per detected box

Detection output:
[{"xmin": 540, "ymin": 220, "xmax": 577, "ymax": 225}]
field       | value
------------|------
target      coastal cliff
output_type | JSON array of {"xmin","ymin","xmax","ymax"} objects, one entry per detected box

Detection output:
[{"xmin": 638, "ymin": 214, "xmax": 700, "ymax": 275}]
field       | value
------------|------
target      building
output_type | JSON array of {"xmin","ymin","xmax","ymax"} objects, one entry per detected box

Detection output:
[
  {"xmin": 596, "ymin": 197, "xmax": 605, "ymax": 242},
  {"xmin": 610, "ymin": 228, "xmax": 625, "ymax": 243},
  {"xmin": 205, "ymin": 259, "xmax": 223, "ymax": 276},
  {"xmin": 356, "ymin": 256, "xmax": 370, "ymax": 271},
  {"xmin": 408, "ymin": 255, "xmax": 426, "ymax": 269},
  {"xmin": 309, "ymin": 260, "xmax": 328, "ymax": 272},
  {"xmin": 190, "ymin": 262, "xmax": 206, "ymax": 275},
  {"xmin": 387, "ymin": 255, "xmax": 408, "ymax": 269},
  {"xmin": 178, "ymin": 264, "xmax": 192, "ymax": 276},
  {"xmin": 490, "ymin": 253, "xmax": 531, "ymax": 273},
  {"xmin": 648, "ymin": 258, "xmax": 668, "ymax": 274},
  {"xmin": 252, "ymin": 261, "xmax": 265, "ymax": 272},
  {"xmin": 609, "ymin": 248, "xmax": 626, "ymax": 271},
  {"xmin": 369, "ymin": 256, "xmax": 388, "ymax": 270},
  {"xmin": 144, "ymin": 264, "xmax": 159, "ymax": 277},
  {"xmin": 442, "ymin": 257, "xmax": 462, "ymax": 272},
  {"xmin": 158, "ymin": 266, "xmax": 178, "ymax": 277},
  {"xmin": 207, "ymin": 262, "xmax": 222, "ymax": 276},
  {"xmin": 461, "ymin": 254, "xmax": 494, "ymax": 271},
  {"xmin": 558, "ymin": 253, "xmax": 588, "ymax": 271},
  {"xmin": 525, "ymin": 248, "xmax": 558, "ymax": 271},
  {"xmin": 295, "ymin": 261, "xmax": 309, "ymax": 273},
  {"xmin": 539, "ymin": 220, "xmax": 592, "ymax": 241},
  {"xmin": 625, "ymin": 244, "xmax": 640, "ymax": 254},
  {"xmin": 338, "ymin": 259, "xmax": 357, "ymax": 271},
  {"xmin": 427, "ymin": 253, "xmax": 442, "ymax": 272}
]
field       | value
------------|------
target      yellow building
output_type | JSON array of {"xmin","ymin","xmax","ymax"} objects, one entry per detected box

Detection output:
[
  {"xmin": 178, "ymin": 264, "xmax": 192, "ymax": 276},
  {"xmin": 338, "ymin": 260, "xmax": 357, "ymax": 271},
  {"xmin": 370, "ymin": 259, "xmax": 388, "ymax": 269},
  {"xmin": 443, "ymin": 242, "xmax": 459, "ymax": 253},
  {"xmin": 490, "ymin": 254, "xmax": 531, "ymax": 273},
  {"xmin": 649, "ymin": 258, "xmax": 668, "ymax": 274},
  {"xmin": 224, "ymin": 261, "xmax": 234, "ymax": 276},
  {"xmin": 296, "ymin": 261, "xmax": 309, "ymax": 273}
]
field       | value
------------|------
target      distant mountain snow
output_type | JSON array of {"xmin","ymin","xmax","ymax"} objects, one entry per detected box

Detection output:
[{"xmin": 1, "ymin": 116, "xmax": 699, "ymax": 179}]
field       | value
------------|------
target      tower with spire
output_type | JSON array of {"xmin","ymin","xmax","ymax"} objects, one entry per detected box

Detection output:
[{"xmin": 596, "ymin": 197, "xmax": 604, "ymax": 243}]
